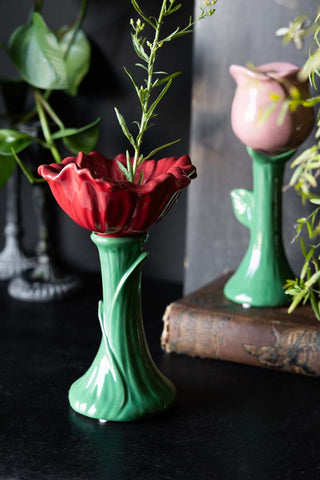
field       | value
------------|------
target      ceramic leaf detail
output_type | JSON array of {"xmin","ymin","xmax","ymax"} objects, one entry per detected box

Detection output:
[{"xmin": 230, "ymin": 188, "xmax": 254, "ymax": 229}]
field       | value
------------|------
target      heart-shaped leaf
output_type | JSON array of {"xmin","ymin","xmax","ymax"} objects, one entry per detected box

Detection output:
[
  {"xmin": 0, "ymin": 129, "xmax": 35, "ymax": 156},
  {"xmin": 9, "ymin": 13, "xmax": 68, "ymax": 90},
  {"xmin": 0, "ymin": 154, "xmax": 16, "ymax": 188},
  {"xmin": 57, "ymin": 26, "xmax": 91, "ymax": 96}
]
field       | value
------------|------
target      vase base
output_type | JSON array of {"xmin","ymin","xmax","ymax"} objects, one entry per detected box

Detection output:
[
  {"xmin": 8, "ymin": 259, "xmax": 81, "ymax": 302},
  {"xmin": 68, "ymin": 369, "xmax": 177, "ymax": 422},
  {"xmin": 68, "ymin": 393, "xmax": 176, "ymax": 423},
  {"xmin": 0, "ymin": 246, "xmax": 35, "ymax": 281},
  {"xmin": 224, "ymin": 276, "xmax": 291, "ymax": 308}
]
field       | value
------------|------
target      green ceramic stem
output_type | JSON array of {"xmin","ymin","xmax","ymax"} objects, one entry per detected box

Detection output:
[
  {"xmin": 68, "ymin": 233, "xmax": 176, "ymax": 421},
  {"xmin": 224, "ymin": 147, "xmax": 295, "ymax": 307}
]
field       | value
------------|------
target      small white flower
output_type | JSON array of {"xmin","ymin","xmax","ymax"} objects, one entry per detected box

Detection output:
[{"xmin": 276, "ymin": 17, "xmax": 308, "ymax": 50}]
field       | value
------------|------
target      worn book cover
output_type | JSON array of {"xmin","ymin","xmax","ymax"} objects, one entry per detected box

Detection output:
[{"xmin": 161, "ymin": 274, "xmax": 320, "ymax": 376}]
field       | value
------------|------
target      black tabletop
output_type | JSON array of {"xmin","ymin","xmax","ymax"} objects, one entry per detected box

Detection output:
[{"xmin": 1, "ymin": 275, "xmax": 320, "ymax": 480}]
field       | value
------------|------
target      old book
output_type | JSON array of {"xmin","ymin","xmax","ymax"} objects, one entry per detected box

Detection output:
[{"xmin": 161, "ymin": 274, "xmax": 320, "ymax": 376}]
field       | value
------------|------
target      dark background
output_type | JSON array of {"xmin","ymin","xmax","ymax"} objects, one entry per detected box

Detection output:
[
  {"xmin": 0, "ymin": 0, "xmax": 318, "ymax": 290},
  {"xmin": 0, "ymin": 0, "xmax": 195, "ymax": 284}
]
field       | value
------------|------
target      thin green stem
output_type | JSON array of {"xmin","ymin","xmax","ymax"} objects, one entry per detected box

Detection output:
[
  {"xmin": 64, "ymin": 0, "xmax": 89, "ymax": 59},
  {"xmin": 34, "ymin": 90, "xmax": 61, "ymax": 163},
  {"xmin": 116, "ymin": 0, "xmax": 216, "ymax": 182},
  {"xmin": 11, "ymin": 148, "xmax": 45, "ymax": 184},
  {"xmin": 132, "ymin": 0, "xmax": 168, "ymax": 174},
  {"xmin": 37, "ymin": 93, "xmax": 65, "ymax": 130}
]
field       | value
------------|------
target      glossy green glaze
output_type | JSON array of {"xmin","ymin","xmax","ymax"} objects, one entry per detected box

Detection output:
[
  {"xmin": 224, "ymin": 147, "xmax": 295, "ymax": 307},
  {"xmin": 69, "ymin": 233, "xmax": 176, "ymax": 421}
]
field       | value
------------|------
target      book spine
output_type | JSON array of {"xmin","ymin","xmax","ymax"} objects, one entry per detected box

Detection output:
[{"xmin": 161, "ymin": 303, "xmax": 320, "ymax": 377}]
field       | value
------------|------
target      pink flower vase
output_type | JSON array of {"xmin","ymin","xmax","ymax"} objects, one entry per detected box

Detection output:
[
  {"xmin": 38, "ymin": 152, "xmax": 196, "ymax": 421},
  {"xmin": 224, "ymin": 62, "xmax": 314, "ymax": 307}
]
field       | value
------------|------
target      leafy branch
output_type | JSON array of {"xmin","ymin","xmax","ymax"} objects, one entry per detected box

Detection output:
[
  {"xmin": 0, "ymin": 0, "xmax": 100, "ymax": 185},
  {"xmin": 115, "ymin": 0, "xmax": 216, "ymax": 183},
  {"xmin": 277, "ymin": 8, "xmax": 320, "ymax": 319}
]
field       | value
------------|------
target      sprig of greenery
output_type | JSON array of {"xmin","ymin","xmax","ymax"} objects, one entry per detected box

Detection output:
[
  {"xmin": 115, "ymin": 0, "xmax": 216, "ymax": 183},
  {"xmin": 277, "ymin": 8, "xmax": 320, "ymax": 319},
  {"xmin": 284, "ymin": 208, "xmax": 320, "ymax": 320}
]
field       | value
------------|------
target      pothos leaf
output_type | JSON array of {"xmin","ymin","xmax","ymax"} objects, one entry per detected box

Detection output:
[
  {"xmin": 62, "ymin": 118, "xmax": 100, "ymax": 154},
  {"xmin": 0, "ymin": 129, "xmax": 36, "ymax": 156},
  {"xmin": 57, "ymin": 26, "xmax": 91, "ymax": 96},
  {"xmin": 9, "ymin": 13, "xmax": 68, "ymax": 90}
]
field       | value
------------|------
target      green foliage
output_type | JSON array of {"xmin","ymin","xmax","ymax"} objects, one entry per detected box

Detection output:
[
  {"xmin": 57, "ymin": 26, "xmax": 91, "ymax": 96},
  {"xmin": 9, "ymin": 13, "xmax": 68, "ymax": 90},
  {"xmin": 0, "ymin": 0, "xmax": 99, "ymax": 185},
  {"xmin": 279, "ymin": 10, "xmax": 320, "ymax": 319},
  {"xmin": 0, "ymin": 129, "xmax": 39, "ymax": 156},
  {"xmin": 60, "ymin": 118, "xmax": 101, "ymax": 154},
  {"xmin": 115, "ymin": 0, "xmax": 217, "ymax": 182}
]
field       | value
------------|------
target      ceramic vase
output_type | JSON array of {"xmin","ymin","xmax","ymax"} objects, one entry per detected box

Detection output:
[
  {"xmin": 69, "ymin": 232, "xmax": 176, "ymax": 421},
  {"xmin": 38, "ymin": 152, "xmax": 196, "ymax": 420},
  {"xmin": 224, "ymin": 147, "xmax": 295, "ymax": 306},
  {"xmin": 224, "ymin": 62, "xmax": 314, "ymax": 307}
]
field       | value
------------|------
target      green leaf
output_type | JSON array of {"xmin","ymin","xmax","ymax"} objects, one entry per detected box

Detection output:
[
  {"xmin": 135, "ymin": 63, "xmax": 148, "ymax": 71},
  {"xmin": 57, "ymin": 26, "xmax": 91, "ymax": 96},
  {"xmin": 148, "ymin": 78, "xmax": 173, "ymax": 117},
  {"xmin": 9, "ymin": 12, "xmax": 67, "ymax": 90},
  {"xmin": 131, "ymin": 34, "xmax": 149, "ymax": 62},
  {"xmin": 114, "ymin": 108, "xmax": 135, "ymax": 146},
  {"xmin": 288, "ymin": 287, "xmax": 308, "ymax": 313},
  {"xmin": 124, "ymin": 67, "xmax": 140, "ymax": 95},
  {"xmin": 131, "ymin": 0, "xmax": 156, "ymax": 28},
  {"xmin": 153, "ymin": 71, "xmax": 181, "ymax": 87},
  {"xmin": 300, "ymin": 247, "xmax": 315, "ymax": 280},
  {"xmin": 0, "ymin": 154, "xmax": 16, "ymax": 188},
  {"xmin": 166, "ymin": 3, "xmax": 182, "ymax": 15},
  {"xmin": 0, "ymin": 129, "xmax": 35, "ymax": 156},
  {"xmin": 144, "ymin": 138, "xmax": 181, "ymax": 160},
  {"xmin": 299, "ymin": 49, "xmax": 320, "ymax": 81},
  {"xmin": 230, "ymin": 188, "xmax": 254, "ymax": 229},
  {"xmin": 117, "ymin": 160, "xmax": 130, "ymax": 179},
  {"xmin": 61, "ymin": 118, "xmax": 100, "ymax": 154}
]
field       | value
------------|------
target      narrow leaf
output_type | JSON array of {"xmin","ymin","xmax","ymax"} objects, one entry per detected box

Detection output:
[
  {"xmin": 148, "ymin": 79, "xmax": 173, "ymax": 117},
  {"xmin": 114, "ymin": 108, "xmax": 135, "ymax": 146},
  {"xmin": 154, "ymin": 71, "xmax": 181, "ymax": 87},
  {"xmin": 131, "ymin": 34, "xmax": 149, "ymax": 62},
  {"xmin": 117, "ymin": 160, "xmax": 130, "ymax": 179},
  {"xmin": 131, "ymin": 0, "xmax": 156, "ymax": 27},
  {"xmin": 124, "ymin": 67, "xmax": 140, "ymax": 94},
  {"xmin": 144, "ymin": 138, "xmax": 181, "ymax": 160}
]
